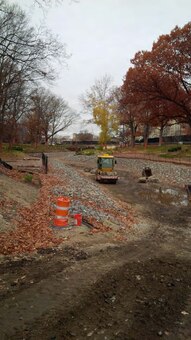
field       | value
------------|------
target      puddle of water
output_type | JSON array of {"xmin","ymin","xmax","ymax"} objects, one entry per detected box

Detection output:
[{"xmin": 139, "ymin": 187, "xmax": 189, "ymax": 207}]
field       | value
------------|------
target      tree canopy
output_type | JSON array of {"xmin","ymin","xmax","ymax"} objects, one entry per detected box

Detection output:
[
  {"xmin": 122, "ymin": 22, "xmax": 191, "ymax": 127},
  {"xmin": 119, "ymin": 21, "xmax": 191, "ymax": 146}
]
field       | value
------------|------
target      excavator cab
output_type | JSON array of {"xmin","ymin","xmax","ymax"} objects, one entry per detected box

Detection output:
[
  {"xmin": 97, "ymin": 155, "xmax": 115, "ymax": 171},
  {"xmin": 96, "ymin": 154, "xmax": 118, "ymax": 184}
]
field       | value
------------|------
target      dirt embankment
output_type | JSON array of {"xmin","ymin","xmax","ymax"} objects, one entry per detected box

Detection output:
[{"xmin": 0, "ymin": 174, "xmax": 39, "ymax": 232}]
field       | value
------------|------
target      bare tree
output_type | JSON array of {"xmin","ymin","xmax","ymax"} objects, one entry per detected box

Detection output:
[
  {"xmin": 28, "ymin": 87, "xmax": 77, "ymax": 145},
  {"xmin": 34, "ymin": 0, "xmax": 79, "ymax": 7},
  {"xmin": 0, "ymin": 0, "xmax": 68, "ymax": 146},
  {"xmin": 5, "ymin": 74, "xmax": 31, "ymax": 148}
]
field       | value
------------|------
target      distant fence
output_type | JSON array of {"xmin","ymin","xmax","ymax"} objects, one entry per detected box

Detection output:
[
  {"xmin": 42, "ymin": 153, "xmax": 48, "ymax": 174},
  {"xmin": 136, "ymin": 135, "xmax": 191, "ymax": 145},
  {"xmin": 163, "ymin": 135, "xmax": 191, "ymax": 144}
]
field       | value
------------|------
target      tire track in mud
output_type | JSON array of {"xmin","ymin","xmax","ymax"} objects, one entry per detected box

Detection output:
[
  {"xmin": 0, "ymin": 242, "xmax": 154, "ymax": 339},
  {"xmin": 10, "ymin": 252, "xmax": 191, "ymax": 340}
]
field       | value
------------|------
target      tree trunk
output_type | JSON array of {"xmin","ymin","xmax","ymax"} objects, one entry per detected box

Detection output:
[
  {"xmin": 8, "ymin": 121, "xmax": 17, "ymax": 149},
  {"xmin": 44, "ymin": 129, "xmax": 49, "ymax": 144},
  {"xmin": 129, "ymin": 122, "xmax": 137, "ymax": 147},
  {"xmin": 143, "ymin": 124, "xmax": 150, "ymax": 148},
  {"xmin": 0, "ymin": 136, "xmax": 3, "ymax": 151},
  {"xmin": 0, "ymin": 121, "xmax": 4, "ymax": 150},
  {"xmin": 50, "ymin": 135, "xmax": 54, "ymax": 145},
  {"xmin": 130, "ymin": 134, "xmax": 135, "ymax": 147},
  {"xmin": 159, "ymin": 126, "xmax": 164, "ymax": 146}
]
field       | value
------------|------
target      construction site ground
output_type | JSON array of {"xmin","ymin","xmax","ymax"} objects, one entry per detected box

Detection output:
[{"xmin": 0, "ymin": 151, "xmax": 191, "ymax": 340}]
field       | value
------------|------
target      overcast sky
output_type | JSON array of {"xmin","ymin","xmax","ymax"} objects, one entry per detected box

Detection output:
[{"xmin": 9, "ymin": 0, "xmax": 191, "ymax": 136}]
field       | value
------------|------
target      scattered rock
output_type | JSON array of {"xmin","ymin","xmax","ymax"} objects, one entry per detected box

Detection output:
[
  {"xmin": 87, "ymin": 331, "xmax": 94, "ymax": 337},
  {"xmin": 181, "ymin": 310, "xmax": 189, "ymax": 315},
  {"xmin": 136, "ymin": 275, "xmax": 141, "ymax": 280},
  {"xmin": 84, "ymin": 168, "xmax": 91, "ymax": 172},
  {"xmin": 138, "ymin": 177, "xmax": 147, "ymax": 183},
  {"xmin": 157, "ymin": 330, "xmax": 163, "ymax": 336}
]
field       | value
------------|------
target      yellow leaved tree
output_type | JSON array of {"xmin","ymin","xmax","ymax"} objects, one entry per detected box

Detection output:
[{"xmin": 82, "ymin": 75, "xmax": 119, "ymax": 147}]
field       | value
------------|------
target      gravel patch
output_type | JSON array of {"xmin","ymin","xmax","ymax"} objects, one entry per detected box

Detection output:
[{"xmin": 117, "ymin": 158, "xmax": 191, "ymax": 186}]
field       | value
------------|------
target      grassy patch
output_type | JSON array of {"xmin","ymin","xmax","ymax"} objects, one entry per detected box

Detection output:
[
  {"xmin": 21, "ymin": 143, "xmax": 67, "ymax": 153},
  {"xmin": 24, "ymin": 173, "xmax": 33, "ymax": 183},
  {"xmin": 0, "ymin": 143, "xmax": 68, "ymax": 158},
  {"xmin": 117, "ymin": 144, "xmax": 191, "ymax": 160},
  {"xmin": 0, "ymin": 145, "xmax": 25, "ymax": 160},
  {"xmin": 76, "ymin": 148, "xmax": 96, "ymax": 156},
  {"xmin": 159, "ymin": 153, "xmax": 178, "ymax": 159}
]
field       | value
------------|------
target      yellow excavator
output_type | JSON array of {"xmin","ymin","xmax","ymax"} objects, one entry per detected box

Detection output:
[{"xmin": 95, "ymin": 154, "xmax": 118, "ymax": 184}]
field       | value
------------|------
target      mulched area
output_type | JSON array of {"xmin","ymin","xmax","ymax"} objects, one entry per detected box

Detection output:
[{"xmin": 0, "ymin": 166, "xmax": 63, "ymax": 255}]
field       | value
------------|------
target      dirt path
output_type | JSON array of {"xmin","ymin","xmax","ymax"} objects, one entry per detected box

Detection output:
[{"xmin": 0, "ymin": 152, "xmax": 191, "ymax": 339}]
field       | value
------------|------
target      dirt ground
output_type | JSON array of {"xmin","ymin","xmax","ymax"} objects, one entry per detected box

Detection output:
[{"xmin": 0, "ymin": 152, "xmax": 191, "ymax": 340}]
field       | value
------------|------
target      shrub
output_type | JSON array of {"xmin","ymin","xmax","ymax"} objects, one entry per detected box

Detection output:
[
  {"xmin": 83, "ymin": 149, "xmax": 95, "ymax": 155},
  {"xmin": 24, "ymin": 173, "xmax": 33, "ymax": 183},
  {"xmin": 12, "ymin": 146, "xmax": 23, "ymax": 151},
  {"xmin": 96, "ymin": 145, "xmax": 103, "ymax": 151},
  {"xmin": 168, "ymin": 146, "xmax": 182, "ymax": 152},
  {"xmin": 75, "ymin": 149, "xmax": 95, "ymax": 156},
  {"xmin": 67, "ymin": 146, "xmax": 80, "ymax": 152}
]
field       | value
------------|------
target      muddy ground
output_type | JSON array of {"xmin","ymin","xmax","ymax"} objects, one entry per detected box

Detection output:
[{"xmin": 0, "ymin": 152, "xmax": 191, "ymax": 340}]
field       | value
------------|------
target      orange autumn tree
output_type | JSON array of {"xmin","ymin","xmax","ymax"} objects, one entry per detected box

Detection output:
[{"xmin": 121, "ymin": 22, "xmax": 191, "ymax": 140}]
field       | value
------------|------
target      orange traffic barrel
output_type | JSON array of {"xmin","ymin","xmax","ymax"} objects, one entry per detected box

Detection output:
[
  {"xmin": 57, "ymin": 197, "xmax": 70, "ymax": 207},
  {"xmin": 53, "ymin": 217, "xmax": 68, "ymax": 228},
  {"xmin": 55, "ymin": 197, "xmax": 70, "ymax": 217},
  {"xmin": 53, "ymin": 197, "xmax": 70, "ymax": 228}
]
